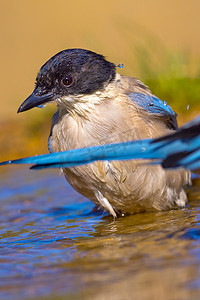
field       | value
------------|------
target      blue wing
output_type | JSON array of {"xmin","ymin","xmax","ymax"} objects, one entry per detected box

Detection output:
[
  {"xmin": 0, "ymin": 116, "xmax": 199, "ymax": 171},
  {"xmin": 156, "ymin": 115, "xmax": 200, "ymax": 170},
  {"xmin": 128, "ymin": 92, "xmax": 177, "ymax": 129}
]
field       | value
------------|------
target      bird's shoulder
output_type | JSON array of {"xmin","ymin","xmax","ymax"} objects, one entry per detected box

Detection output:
[{"xmin": 120, "ymin": 75, "xmax": 178, "ymax": 130}]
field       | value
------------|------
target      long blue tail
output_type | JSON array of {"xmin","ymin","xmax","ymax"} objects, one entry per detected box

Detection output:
[{"xmin": 0, "ymin": 116, "xmax": 199, "ymax": 171}]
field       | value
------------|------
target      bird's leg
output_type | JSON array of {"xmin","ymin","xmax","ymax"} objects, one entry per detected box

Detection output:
[{"xmin": 95, "ymin": 191, "xmax": 117, "ymax": 218}]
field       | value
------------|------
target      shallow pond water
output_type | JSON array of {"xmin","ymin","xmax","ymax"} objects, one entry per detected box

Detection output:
[{"xmin": 0, "ymin": 166, "xmax": 199, "ymax": 300}]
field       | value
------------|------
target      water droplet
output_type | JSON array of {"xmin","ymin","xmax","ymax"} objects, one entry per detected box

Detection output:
[
  {"xmin": 116, "ymin": 63, "xmax": 124, "ymax": 69},
  {"xmin": 187, "ymin": 104, "xmax": 190, "ymax": 110},
  {"xmin": 37, "ymin": 104, "xmax": 46, "ymax": 109},
  {"xmin": 163, "ymin": 101, "xmax": 167, "ymax": 106},
  {"xmin": 141, "ymin": 147, "xmax": 146, "ymax": 152}
]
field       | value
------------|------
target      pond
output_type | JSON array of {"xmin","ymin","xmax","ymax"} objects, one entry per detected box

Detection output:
[{"xmin": 0, "ymin": 166, "xmax": 199, "ymax": 299}]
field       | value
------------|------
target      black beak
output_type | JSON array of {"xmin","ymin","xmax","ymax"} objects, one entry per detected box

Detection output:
[{"xmin": 17, "ymin": 90, "xmax": 54, "ymax": 113}]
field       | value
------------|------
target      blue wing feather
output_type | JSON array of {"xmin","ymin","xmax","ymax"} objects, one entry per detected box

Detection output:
[
  {"xmin": 128, "ymin": 92, "xmax": 177, "ymax": 129},
  {"xmin": 0, "ymin": 116, "xmax": 199, "ymax": 171},
  {"xmin": 128, "ymin": 92, "xmax": 176, "ymax": 117}
]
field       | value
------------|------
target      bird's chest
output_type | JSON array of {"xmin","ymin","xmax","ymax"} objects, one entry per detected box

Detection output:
[
  {"xmin": 49, "ymin": 102, "xmax": 134, "ymax": 152},
  {"xmin": 49, "ymin": 111, "xmax": 115, "ymax": 200},
  {"xmin": 50, "ymin": 114, "xmax": 107, "ymax": 153}
]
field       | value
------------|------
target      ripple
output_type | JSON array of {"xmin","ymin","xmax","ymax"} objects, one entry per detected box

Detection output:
[{"xmin": 0, "ymin": 167, "xmax": 199, "ymax": 299}]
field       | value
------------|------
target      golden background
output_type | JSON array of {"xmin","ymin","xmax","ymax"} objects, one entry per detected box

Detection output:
[{"xmin": 0, "ymin": 0, "xmax": 200, "ymax": 158}]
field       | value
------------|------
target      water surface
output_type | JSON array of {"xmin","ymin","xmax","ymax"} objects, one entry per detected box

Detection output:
[{"xmin": 0, "ymin": 167, "xmax": 200, "ymax": 300}]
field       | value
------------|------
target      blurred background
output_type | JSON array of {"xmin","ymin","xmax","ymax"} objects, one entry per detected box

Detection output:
[
  {"xmin": 0, "ymin": 2, "xmax": 200, "ymax": 300},
  {"xmin": 0, "ymin": 0, "xmax": 200, "ymax": 159}
]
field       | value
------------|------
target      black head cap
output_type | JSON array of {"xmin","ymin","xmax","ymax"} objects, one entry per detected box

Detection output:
[{"xmin": 18, "ymin": 49, "xmax": 116, "ymax": 112}]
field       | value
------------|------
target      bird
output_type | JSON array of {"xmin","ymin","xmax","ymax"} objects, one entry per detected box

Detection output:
[{"xmin": 8, "ymin": 48, "xmax": 192, "ymax": 217}]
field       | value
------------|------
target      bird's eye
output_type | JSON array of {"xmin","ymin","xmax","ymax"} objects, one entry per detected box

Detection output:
[{"xmin": 62, "ymin": 76, "xmax": 73, "ymax": 87}]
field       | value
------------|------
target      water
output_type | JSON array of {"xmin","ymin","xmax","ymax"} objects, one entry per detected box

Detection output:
[{"xmin": 0, "ymin": 166, "xmax": 200, "ymax": 300}]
